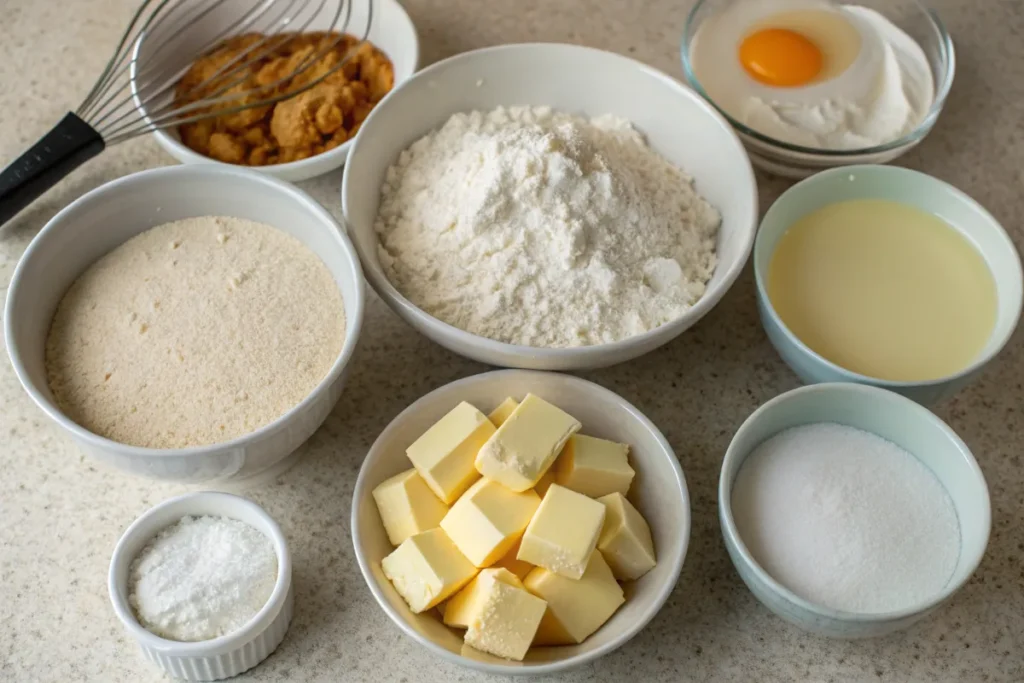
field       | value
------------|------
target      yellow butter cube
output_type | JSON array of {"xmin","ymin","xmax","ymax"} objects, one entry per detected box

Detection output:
[
  {"xmin": 372, "ymin": 468, "xmax": 449, "ymax": 546},
  {"xmin": 406, "ymin": 401, "xmax": 495, "ymax": 504},
  {"xmin": 493, "ymin": 539, "xmax": 534, "ymax": 580},
  {"xmin": 445, "ymin": 568, "xmax": 547, "ymax": 661},
  {"xmin": 533, "ymin": 468, "xmax": 556, "ymax": 498},
  {"xmin": 555, "ymin": 434, "xmax": 635, "ymax": 498},
  {"xmin": 487, "ymin": 397, "xmax": 519, "ymax": 427},
  {"xmin": 380, "ymin": 528, "xmax": 478, "ymax": 613},
  {"xmin": 443, "ymin": 567, "xmax": 522, "ymax": 628},
  {"xmin": 517, "ymin": 484, "xmax": 605, "ymax": 580},
  {"xmin": 460, "ymin": 642, "xmax": 521, "ymax": 666},
  {"xmin": 524, "ymin": 551, "xmax": 624, "ymax": 645},
  {"xmin": 440, "ymin": 478, "xmax": 541, "ymax": 567},
  {"xmin": 475, "ymin": 394, "xmax": 581, "ymax": 492},
  {"xmin": 597, "ymin": 493, "xmax": 657, "ymax": 581}
]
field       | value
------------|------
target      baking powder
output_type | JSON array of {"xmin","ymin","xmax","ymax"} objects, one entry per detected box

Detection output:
[
  {"xmin": 129, "ymin": 515, "xmax": 277, "ymax": 641},
  {"xmin": 731, "ymin": 423, "xmax": 960, "ymax": 613},
  {"xmin": 374, "ymin": 106, "xmax": 720, "ymax": 348}
]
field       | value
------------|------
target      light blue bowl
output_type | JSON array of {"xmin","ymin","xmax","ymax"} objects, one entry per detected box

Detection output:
[
  {"xmin": 754, "ymin": 165, "xmax": 1023, "ymax": 405},
  {"xmin": 720, "ymin": 383, "xmax": 990, "ymax": 638}
]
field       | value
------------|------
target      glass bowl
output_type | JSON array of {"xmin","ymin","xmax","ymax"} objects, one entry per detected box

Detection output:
[{"xmin": 681, "ymin": 0, "xmax": 955, "ymax": 178}]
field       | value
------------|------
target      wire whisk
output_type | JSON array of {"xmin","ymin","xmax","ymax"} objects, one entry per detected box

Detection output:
[{"xmin": 0, "ymin": 0, "xmax": 372, "ymax": 226}]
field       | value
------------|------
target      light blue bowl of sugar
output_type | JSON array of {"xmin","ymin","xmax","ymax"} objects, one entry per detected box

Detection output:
[{"xmin": 719, "ymin": 382, "xmax": 990, "ymax": 638}]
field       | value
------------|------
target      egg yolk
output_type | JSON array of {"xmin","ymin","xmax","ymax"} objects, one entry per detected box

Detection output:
[{"xmin": 739, "ymin": 28, "xmax": 823, "ymax": 87}]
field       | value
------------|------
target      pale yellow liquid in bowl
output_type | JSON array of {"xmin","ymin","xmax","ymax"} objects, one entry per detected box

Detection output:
[{"xmin": 767, "ymin": 199, "xmax": 997, "ymax": 382}]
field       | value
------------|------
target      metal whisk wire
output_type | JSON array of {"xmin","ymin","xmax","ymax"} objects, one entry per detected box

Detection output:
[
  {"xmin": 86, "ymin": 0, "xmax": 367, "ymax": 144},
  {"xmin": 78, "ymin": 0, "xmax": 288, "ymax": 126},
  {"xmin": 0, "ymin": 0, "xmax": 371, "ymax": 226}
]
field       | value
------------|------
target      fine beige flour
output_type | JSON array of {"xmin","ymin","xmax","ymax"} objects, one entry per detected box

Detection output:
[
  {"xmin": 376, "ymin": 106, "xmax": 721, "ymax": 347},
  {"xmin": 45, "ymin": 216, "xmax": 345, "ymax": 449}
]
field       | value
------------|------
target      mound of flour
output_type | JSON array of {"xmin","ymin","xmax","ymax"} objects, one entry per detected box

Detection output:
[{"xmin": 374, "ymin": 106, "xmax": 720, "ymax": 347}]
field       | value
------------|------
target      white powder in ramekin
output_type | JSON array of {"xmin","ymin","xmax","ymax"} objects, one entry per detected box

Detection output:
[{"xmin": 129, "ymin": 515, "xmax": 277, "ymax": 642}]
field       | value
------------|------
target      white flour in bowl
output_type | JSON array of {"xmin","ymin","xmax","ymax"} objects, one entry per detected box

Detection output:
[{"xmin": 374, "ymin": 106, "xmax": 720, "ymax": 348}]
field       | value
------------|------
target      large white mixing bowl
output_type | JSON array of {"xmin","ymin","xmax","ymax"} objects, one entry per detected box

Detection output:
[
  {"xmin": 342, "ymin": 43, "xmax": 758, "ymax": 370},
  {"xmin": 5, "ymin": 165, "xmax": 365, "ymax": 483}
]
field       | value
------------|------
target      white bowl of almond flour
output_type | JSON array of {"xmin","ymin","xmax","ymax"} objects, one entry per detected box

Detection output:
[
  {"xmin": 342, "ymin": 43, "xmax": 758, "ymax": 370},
  {"xmin": 5, "ymin": 165, "xmax": 364, "ymax": 483}
]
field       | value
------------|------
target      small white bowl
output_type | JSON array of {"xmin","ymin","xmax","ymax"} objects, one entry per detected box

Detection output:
[
  {"xmin": 352, "ymin": 370, "xmax": 690, "ymax": 675},
  {"xmin": 109, "ymin": 491, "xmax": 293, "ymax": 681},
  {"xmin": 4, "ymin": 164, "xmax": 365, "ymax": 483},
  {"xmin": 132, "ymin": 0, "xmax": 420, "ymax": 182},
  {"xmin": 719, "ymin": 383, "xmax": 990, "ymax": 638},
  {"xmin": 341, "ymin": 43, "xmax": 758, "ymax": 370}
]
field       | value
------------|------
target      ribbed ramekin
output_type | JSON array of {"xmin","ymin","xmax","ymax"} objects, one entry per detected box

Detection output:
[{"xmin": 108, "ymin": 492, "xmax": 293, "ymax": 681}]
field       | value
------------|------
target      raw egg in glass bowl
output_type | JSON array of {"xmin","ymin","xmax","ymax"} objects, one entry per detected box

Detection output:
[
  {"xmin": 739, "ymin": 28, "xmax": 825, "ymax": 87},
  {"xmin": 681, "ymin": 0, "xmax": 955, "ymax": 177}
]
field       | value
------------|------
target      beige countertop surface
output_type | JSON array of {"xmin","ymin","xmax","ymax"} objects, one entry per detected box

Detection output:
[{"xmin": 2, "ymin": 0, "xmax": 1023, "ymax": 681}]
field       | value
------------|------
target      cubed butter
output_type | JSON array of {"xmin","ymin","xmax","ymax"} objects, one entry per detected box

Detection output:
[
  {"xmin": 493, "ymin": 539, "xmax": 534, "ymax": 580},
  {"xmin": 517, "ymin": 484, "xmax": 605, "ymax": 579},
  {"xmin": 380, "ymin": 528, "xmax": 478, "ymax": 613},
  {"xmin": 445, "ymin": 568, "xmax": 547, "ymax": 661},
  {"xmin": 524, "ymin": 551, "xmax": 625, "ymax": 645},
  {"xmin": 555, "ymin": 434, "xmax": 635, "ymax": 498},
  {"xmin": 407, "ymin": 401, "xmax": 495, "ymax": 504},
  {"xmin": 597, "ymin": 493, "xmax": 657, "ymax": 581},
  {"xmin": 460, "ymin": 642, "xmax": 522, "ymax": 666},
  {"xmin": 443, "ymin": 567, "xmax": 522, "ymax": 628},
  {"xmin": 372, "ymin": 468, "xmax": 449, "ymax": 546},
  {"xmin": 487, "ymin": 397, "xmax": 519, "ymax": 427},
  {"xmin": 533, "ymin": 469, "xmax": 556, "ymax": 498},
  {"xmin": 475, "ymin": 394, "xmax": 581, "ymax": 492},
  {"xmin": 440, "ymin": 477, "xmax": 541, "ymax": 567}
]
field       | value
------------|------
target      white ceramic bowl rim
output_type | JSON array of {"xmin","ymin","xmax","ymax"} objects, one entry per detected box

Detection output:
[
  {"xmin": 342, "ymin": 42, "xmax": 759, "ymax": 362},
  {"xmin": 107, "ymin": 491, "xmax": 292, "ymax": 654},
  {"xmin": 680, "ymin": 0, "xmax": 956, "ymax": 157},
  {"xmin": 132, "ymin": 0, "xmax": 421, "ymax": 175},
  {"xmin": 351, "ymin": 369, "xmax": 690, "ymax": 674},
  {"xmin": 4, "ymin": 164, "xmax": 365, "ymax": 458},
  {"xmin": 753, "ymin": 164, "xmax": 1024, "ymax": 389},
  {"xmin": 719, "ymin": 382, "xmax": 991, "ymax": 622}
]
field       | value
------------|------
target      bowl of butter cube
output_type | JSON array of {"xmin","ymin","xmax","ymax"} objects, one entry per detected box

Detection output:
[{"xmin": 351, "ymin": 369, "xmax": 690, "ymax": 674}]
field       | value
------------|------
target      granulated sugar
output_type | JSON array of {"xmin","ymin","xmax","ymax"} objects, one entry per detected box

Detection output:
[
  {"xmin": 129, "ymin": 515, "xmax": 277, "ymax": 641},
  {"xmin": 731, "ymin": 423, "xmax": 960, "ymax": 613}
]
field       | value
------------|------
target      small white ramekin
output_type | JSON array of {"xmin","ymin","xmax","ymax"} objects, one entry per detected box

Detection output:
[{"xmin": 109, "ymin": 492, "xmax": 293, "ymax": 681}]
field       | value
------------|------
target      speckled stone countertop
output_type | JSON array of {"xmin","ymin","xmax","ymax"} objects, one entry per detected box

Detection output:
[{"xmin": 2, "ymin": 0, "xmax": 1022, "ymax": 681}]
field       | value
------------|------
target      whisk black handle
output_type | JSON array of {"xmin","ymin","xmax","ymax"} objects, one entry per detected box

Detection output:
[{"xmin": 0, "ymin": 112, "xmax": 105, "ymax": 227}]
